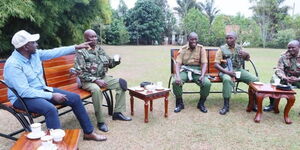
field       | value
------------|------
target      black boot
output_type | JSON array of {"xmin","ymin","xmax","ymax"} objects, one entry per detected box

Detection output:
[
  {"xmin": 197, "ymin": 97, "xmax": 208, "ymax": 113},
  {"xmin": 263, "ymin": 97, "xmax": 274, "ymax": 112},
  {"xmin": 174, "ymin": 97, "xmax": 184, "ymax": 113},
  {"xmin": 219, "ymin": 98, "xmax": 230, "ymax": 115}
]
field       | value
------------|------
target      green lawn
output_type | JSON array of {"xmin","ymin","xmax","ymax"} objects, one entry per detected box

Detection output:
[{"xmin": 1, "ymin": 45, "xmax": 299, "ymax": 150}]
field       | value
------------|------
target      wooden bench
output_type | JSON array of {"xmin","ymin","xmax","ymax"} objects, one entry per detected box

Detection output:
[
  {"xmin": 167, "ymin": 48, "xmax": 259, "ymax": 94},
  {"xmin": 0, "ymin": 54, "xmax": 113, "ymax": 141}
]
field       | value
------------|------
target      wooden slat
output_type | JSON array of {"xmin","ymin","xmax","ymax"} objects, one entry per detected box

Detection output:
[
  {"xmin": 0, "ymin": 61, "xmax": 8, "ymax": 103},
  {"xmin": 206, "ymin": 49, "xmax": 219, "ymax": 75}
]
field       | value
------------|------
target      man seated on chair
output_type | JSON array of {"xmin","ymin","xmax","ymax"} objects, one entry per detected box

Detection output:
[
  {"xmin": 4, "ymin": 30, "xmax": 106, "ymax": 141},
  {"xmin": 74, "ymin": 29, "xmax": 131, "ymax": 132},
  {"xmin": 173, "ymin": 32, "xmax": 211, "ymax": 113},
  {"xmin": 264, "ymin": 40, "xmax": 300, "ymax": 112},
  {"xmin": 214, "ymin": 32, "xmax": 259, "ymax": 115}
]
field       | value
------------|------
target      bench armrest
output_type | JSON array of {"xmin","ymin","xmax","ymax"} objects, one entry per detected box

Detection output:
[{"xmin": 0, "ymin": 80, "xmax": 34, "ymax": 124}]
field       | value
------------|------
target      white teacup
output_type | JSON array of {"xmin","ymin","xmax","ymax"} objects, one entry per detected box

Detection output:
[
  {"xmin": 156, "ymin": 81, "xmax": 163, "ymax": 88},
  {"xmin": 145, "ymin": 84, "xmax": 156, "ymax": 92},
  {"xmin": 41, "ymin": 135, "xmax": 53, "ymax": 147},
  {"xmin": 274, "ymin": 78, "xmax": 281, "ymax": 85},
  {"xmin": 50, "ymin": 129, "xmax": 65, "ymax": 142},
  {"xmin": 235, "ymin": 71, "xmax": 241, "ymax": 79},
  {"xmin": 30, "ymin": 123, "xmax": 42, "ymax": 134},
  {"xmin": 113, "ymin": 54, "xmax": 120, "ymax": 62}
]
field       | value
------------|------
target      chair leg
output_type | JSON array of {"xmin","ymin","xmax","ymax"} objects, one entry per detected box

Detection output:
[
  {"xmin": 102, "ymin": 90, "xmax": 114, "ymax": 116},
  {"xmin": 0, "ymin": 106, "xmax": 31, "ymax": 140},
  {"xmin": 108, "ymin": 90, "xmax": 113, "ymax": 116},
  {"xmin": 168, "ymin": 75, "xmax": 172, "ymax": 88}
]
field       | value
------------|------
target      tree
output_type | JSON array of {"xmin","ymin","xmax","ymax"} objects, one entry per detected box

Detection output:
[
  {"xmin": 183, "ymin": 8, "xmax": 210, "ymax": 45},
  {"xmin": 125, "ymin": 0, "xmax": 165, "ymax": 45},
  {"xmin": 174, "ymin": 0, "xmax": 202, "ymax": 18},
  {"xmin": 210, "ymin": 15, "xmax": 227, "ymax": 46},
  {"xmin": 0, "ymin": 0, "xmax": 112, "ymax": 57},
  {"xmin": 117, "ymin": 0, "xmax": 128, "ymax": 18},
  {"xmin": 151, "ymin": 0, "xmax": 177, "ymax": 42},
  {"xmin": 105, "ymin": 11, "xmax": 130, "ymax": 45},
  {"xmin": 250, "ymin": 0, "xmax": 289, "ymax": 47},
  {"xmin": 199, "ymin": 0, "xmax": 220, "ymax": 26}
]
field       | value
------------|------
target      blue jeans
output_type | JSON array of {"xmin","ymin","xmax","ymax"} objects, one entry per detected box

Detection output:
[{"xmin": 13, "ymin": 88, "xmax": 94, "ymax": 134}]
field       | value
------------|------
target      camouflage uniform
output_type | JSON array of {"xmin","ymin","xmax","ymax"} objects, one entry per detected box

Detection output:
[
  {"xmin": 215, "ymin": 44, "xmax": 258, "ymax": 99},
  {"xmin": 172, "ymin": 44, "xmax": 211, "ymax": 99},
  {"xmin": 74, "ymin": 45, "xmax": 126, "ymax": 123},
  {"xmin": 272, "ymin": 50, "xmax": 300, "ymax": 87}
]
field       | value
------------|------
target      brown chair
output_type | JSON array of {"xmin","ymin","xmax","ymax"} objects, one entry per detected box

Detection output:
[{"xmin": 167, "ymin": 48, "xmax": 259, "ymax": 94}]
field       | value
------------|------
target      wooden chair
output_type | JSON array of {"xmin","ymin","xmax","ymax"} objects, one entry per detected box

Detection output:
[
  {"xmin": 42, "ymin": 54, "xmax": 114, "ymax": 115},
  {"xmin": 0, "ymin": 54, "xmax": 113, "ymax": 141},
  {"xmin": 167, "ymin": 48, "xmax": 259, "ymax": 94}
]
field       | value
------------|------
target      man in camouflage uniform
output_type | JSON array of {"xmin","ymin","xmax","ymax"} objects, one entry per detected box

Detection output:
[
  {"xmin": 264, "ymin": 40, "xmax": 300, "ymax": 111},
  {"xmin": 74, "ymin": 29, "xmax": 131, "ymax": 132},
  {"xmin": 173, "ymin": 32, "xmax": 211, "ymax": 113},
  {"xmin": 214, "ymin": 32, "xmax": 259, "ymax": 115}
]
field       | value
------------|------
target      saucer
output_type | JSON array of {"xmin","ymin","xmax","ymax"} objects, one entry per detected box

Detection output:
[
  {"xmin": 155, "ymin": 87, "xmax": 165, "ymax": 91},
  {"xmin": 26, "ymin": 131, "xmax": 46, "ymax": 140},
  {"xmin": 253, "ymin": 82, "xmax": 264, "ymax": 85},
  {"xmin": 272, "ymin": 83, "xmax": 280, "ymax": 86},
  {"xmin": 134, "ymin": 87, "xmax": 144, "ymax": 92},
  {"xmin": 37, "ymin": 144, "xmax": 57, "ymax": 150}
]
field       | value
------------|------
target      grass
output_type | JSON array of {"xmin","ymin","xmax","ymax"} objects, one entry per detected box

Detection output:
[{"xmin": 1, "ymin": 45, "xmax": 300, "ymax": 150}]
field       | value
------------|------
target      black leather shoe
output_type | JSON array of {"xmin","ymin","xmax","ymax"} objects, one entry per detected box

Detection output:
[
  {"xmin": 112, "ymin": 112, "xmax": 132, "ymax": 121},
  {"xmin": 263, "ymin": 105, "xmax": 274, "ymax": 112},
  {"xmin": 219, "ymin": 107, "xmax": 229, "ymax": 115},
  {"xmin": 174, "ymin": 103, "xmax": 184, "ymax": 113},
  {"xmin": 197, "ymin": 103, "xmax": 207, "ymax": 113},
  {"xmin": 97, "ymin": 122, "xmax": 108, "ymax": 132}
]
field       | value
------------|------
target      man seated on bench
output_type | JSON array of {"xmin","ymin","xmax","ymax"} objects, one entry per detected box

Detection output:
[
  {"xmin": 173, "ymin": 32, "xmax": 211, "ymax": 113},
  {"xmin": 214, "ymin": 32, "xmax": 259, "ymax": 115},
  {"xmin": 74, "ymin": 29, "xmax": 131, "ymax": 132},
  {"xmin": 4, "ymin": 30, "xmax": 106, "ymax": 141},
  {"xmin": 264, "ymin": 40, "xmax": 300, "ymax": 112}
]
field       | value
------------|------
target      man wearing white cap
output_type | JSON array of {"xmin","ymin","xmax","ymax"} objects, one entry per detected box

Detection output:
[{"xmin": 4, "ymin": 30, "xmax": 107, "ymax": 141}]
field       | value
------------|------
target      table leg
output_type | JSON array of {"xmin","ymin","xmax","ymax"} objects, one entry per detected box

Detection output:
[
  {"xmin": 150, "ymin": 100, "xmax": 153, "ymax": 111},
  {"xmin": 144, "ymin": 100, "xmax": 149, "ymax": 123},
  {"xmin": 273, "ymin": 98, "xmax": 280, "ymax": 114},
  {"xmin": 254, "ymin": 94, "xmax": 264, "ymax": 123},
  {"xmin": 164, "ymin": 96, "xmax": 168, "ymax": 117},
  {"xmin": 284, "ymin": 95, "xmax": 295, "ymax": 124},
  {"xmin": 247, "ymin": 87, "xmax": 254, "ymax": 112},
  {"xmin": 130, "ymin": 95, "xmax": 134, "ymax": 116}
]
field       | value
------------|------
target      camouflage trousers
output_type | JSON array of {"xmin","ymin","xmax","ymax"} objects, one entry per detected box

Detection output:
[{"xmin": 81, "ymin": 75, "xmax": 126, "ymax": 123}]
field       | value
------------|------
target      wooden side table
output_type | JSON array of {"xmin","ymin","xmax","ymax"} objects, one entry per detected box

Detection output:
[
  {"xmin": 128, "ymin": 87, "xmax": 170, "ymax": 123},
  {"xmin": 11, "ymin": 129, "xmax": 81, "ymax": 150},
  {"xmin": 247, "ymin": 83, "xmax": 296, "ymax": 124}
]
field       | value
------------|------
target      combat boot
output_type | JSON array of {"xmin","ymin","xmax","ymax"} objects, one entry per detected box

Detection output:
[
  {"xmin": 219, "ymin": 98, "xmax": 230, "ymax": 115},
  {"xmin": 197, "ymin": 97, "xmax": 208, "ymax": 113},
  {"xmin": 174, "ymin": 97, "xmax": 184, "ymax": 113},
  {"xmin": 263, "ymin": 97, "xmax": 274, "ymax": 112}
]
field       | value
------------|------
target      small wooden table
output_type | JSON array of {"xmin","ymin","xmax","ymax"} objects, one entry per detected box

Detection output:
[
  {"xmin": 247, "ymin": 83, "xmax": 296, "ymax": 124},
  {"xmin": 11, "ymin": 129, "xmax": 81, "ymax": 150},
  {"xmin": 128, "ymin": 87, "xmax": 170, "ymax": 123}
]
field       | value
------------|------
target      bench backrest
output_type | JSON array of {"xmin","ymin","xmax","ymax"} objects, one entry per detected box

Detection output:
[
  {"xmin": 171, "ymin": 48, "xmax": 219, "ymax": 76},
  {"xmin": 0, "ymin": 61, "xmax": 8, "ymax": 104},
  {"xmin": 43, "ymin": 54, "xmax": 76, "ymax": 88}
]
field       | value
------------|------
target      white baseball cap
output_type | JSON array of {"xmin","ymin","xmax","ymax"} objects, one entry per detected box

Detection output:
[{"xmin": 11, "ymin": 30, "xmax": 40, "ymax": 48}]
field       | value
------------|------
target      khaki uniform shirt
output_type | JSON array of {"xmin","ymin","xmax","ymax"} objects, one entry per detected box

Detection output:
[
  {"xmin": 176, "ymin": 44, "xmax": 207, "ymax": 65},
  {"xmin": 275, "ymin": 50, "xmax": 300, "ymax": 79},
  {"xmin": 74, "ymin": 45, "xmax": 117, "ymax": 82}
]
